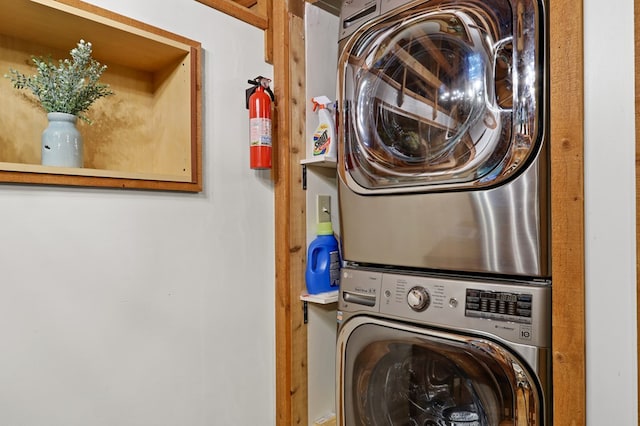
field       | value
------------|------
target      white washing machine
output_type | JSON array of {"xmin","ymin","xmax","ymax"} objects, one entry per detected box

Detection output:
[
  {"xmin": 337, "ymin": 0, "xmax": 549, "ymax": 278},
  {"xmin": 336, "ymin": 267, "xmax": 551, "ymax": 425}
]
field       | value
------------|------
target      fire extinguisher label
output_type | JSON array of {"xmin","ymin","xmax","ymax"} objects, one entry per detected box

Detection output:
[{"xmin": 250, "ymin": 118, "xmax": 272, "ymax": 146}]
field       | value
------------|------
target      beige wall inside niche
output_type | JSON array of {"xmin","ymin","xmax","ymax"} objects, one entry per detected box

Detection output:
[{"xmin": 0, "ymin": 34, "xmax": 192, "ymax": 179}]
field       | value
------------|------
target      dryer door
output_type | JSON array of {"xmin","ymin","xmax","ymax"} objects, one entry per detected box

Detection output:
[
  {"xmin": 337, "ymin": 317, "xmax": 547, "ymax": 425},
  {"xmin": 338, "ymin": 0, "xmax": 545, "ymax": 194}
]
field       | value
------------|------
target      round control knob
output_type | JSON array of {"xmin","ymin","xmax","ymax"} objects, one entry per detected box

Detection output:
[{"xmin": 407, "ymin": 286, "xmax": 430, "ymax": 311}]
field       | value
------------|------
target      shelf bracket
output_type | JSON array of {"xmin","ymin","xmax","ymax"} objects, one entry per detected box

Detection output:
[
  {"xmin": 302, "ymin": 164, "xmax": 307, "ymax": 190},
  {"xmin": 303, "ymin": 300, "xmax": 308, "ymax": 324}
]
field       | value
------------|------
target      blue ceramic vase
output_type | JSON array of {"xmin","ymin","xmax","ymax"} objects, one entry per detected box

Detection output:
[{"xmin": 41, "ymin": 112, "xmax": 83, "ymax": 168}]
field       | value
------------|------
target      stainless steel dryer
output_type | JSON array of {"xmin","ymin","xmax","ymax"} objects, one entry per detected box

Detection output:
[
  {"xmin": 337, "ymin": 0, "xmax": 549, "ymax": 278},
  {"xmin": 336, "ymin": 267, "xmax": 551, "ymax": 425}
]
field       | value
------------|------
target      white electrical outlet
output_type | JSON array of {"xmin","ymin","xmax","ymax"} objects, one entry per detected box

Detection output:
[{"xmin": 317, "ymin": 195, "xmax": 331, "ymax": 223}]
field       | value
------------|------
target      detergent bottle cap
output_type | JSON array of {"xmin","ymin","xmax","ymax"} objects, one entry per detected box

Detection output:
[{"xmin": 317, "ymin": 221, "xmax": 334, "ymax": 235}]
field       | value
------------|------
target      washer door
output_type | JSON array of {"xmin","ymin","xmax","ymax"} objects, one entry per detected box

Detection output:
[
  {"xmin": 338, "ymin": 0, "xmax": 544, "ymax": 194},
  {"xmin": 337, "ymin": 317, "xmax": 546, "ymax": 425}
]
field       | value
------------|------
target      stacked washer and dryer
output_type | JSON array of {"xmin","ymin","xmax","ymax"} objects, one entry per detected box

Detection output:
[{"xmin": 334, "ymin": 0, "xmax": 551, "ymax": 425}]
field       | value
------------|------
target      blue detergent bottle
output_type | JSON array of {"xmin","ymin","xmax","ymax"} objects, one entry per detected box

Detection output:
[{"xmin": 305, "ymin": 221, "xmax": 341, "ymax": 294}]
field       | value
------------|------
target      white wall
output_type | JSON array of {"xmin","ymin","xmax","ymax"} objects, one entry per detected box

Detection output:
[
  {"xmin": 584, "ymin": 0, "xmax": 638, "ymax": 423},
  {"xmin": 0, "ymin": 1, "xmax": 275, "ymax": 425}
]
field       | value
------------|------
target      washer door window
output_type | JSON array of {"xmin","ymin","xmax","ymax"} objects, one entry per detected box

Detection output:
[
  {"xmin": 339, "ymin": 0, "xmax": 544, "ymax": 193},
  {"xmin": 339, "ymin": 320, "xmax": 545, "ymax": 425}
]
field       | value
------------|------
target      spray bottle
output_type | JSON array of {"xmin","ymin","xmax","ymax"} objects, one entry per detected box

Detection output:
[{"xmin": 311, "ymin": 96, "xmax": 337, "ymax": 159}]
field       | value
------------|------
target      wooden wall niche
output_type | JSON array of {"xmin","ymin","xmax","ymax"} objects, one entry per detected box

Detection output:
[{"xmin": 0, "ymin": 0, "xmax": 202, "ymax": 191}]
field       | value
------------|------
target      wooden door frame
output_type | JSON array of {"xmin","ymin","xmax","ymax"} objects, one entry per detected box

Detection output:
[
  {"xmin": 549, "ymin": 0, "xmax": 586, "ymax": 424},
  {"xmin": 273, "ymin": 0, "xmax": 587, "ymax": 424},
  {"xmin": 636, "ymin": 0, "xmax": 640, "ymax": 420},
  {"xmin": 273, "ymin": 1, "xmax": 308, "ymax": 425}
]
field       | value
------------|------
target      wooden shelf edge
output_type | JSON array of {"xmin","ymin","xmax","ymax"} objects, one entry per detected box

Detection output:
[
  {"xmin": 54, "ymin": 0, "xmax": 203, "ymax": 49},
  {"xmin": 301, "ymin": 156, "xmax": 337, "ymax": 168},
  {"xmin": 0, "ymin": 170, "xmax": 202, "ymax": 192},
  {"xmin": 194, "ymin": 0, "xmax": 269, "ymax": 30},
  {"xmin": 300, "ymin": 290, "xmax": 338, "ymax": 304},
  {"xmin": 0, "ymin": 162, "xmax": 191, "ymax": 181}
]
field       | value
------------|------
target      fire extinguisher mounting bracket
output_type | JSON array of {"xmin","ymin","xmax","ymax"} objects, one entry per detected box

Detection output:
[{"xmin": 246, "ymin": 76, "xmax": 275, "ymax": 109}]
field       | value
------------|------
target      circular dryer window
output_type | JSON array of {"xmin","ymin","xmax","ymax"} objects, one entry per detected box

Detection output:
[
  {"xmin": 339, "ymin": 1, "xmax": 544, "ymax": 193},
  {"xmin": 363, "ymin": 342, "xmax": 496, "ymax": 425},
  {"xmin": 339, "ymin": 320, "xmax": 546, "ymax": 426},
  {"xmin": 364, "ymin": 17, "xmax": 495, "ymax": 164}
]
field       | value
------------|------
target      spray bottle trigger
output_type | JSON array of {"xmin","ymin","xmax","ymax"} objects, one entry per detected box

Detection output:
[{"xmin": 311, "ymin": 96, "xmax": 332, "ymax": 113}]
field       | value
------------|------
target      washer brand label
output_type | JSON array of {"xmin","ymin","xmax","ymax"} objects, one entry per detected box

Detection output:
[{"xmin": 520, "ymin": 325, "xmax": 533, "ymax": 341}]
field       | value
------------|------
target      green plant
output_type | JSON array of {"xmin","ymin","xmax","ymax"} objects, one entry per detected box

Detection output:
[{"xmin": 5, "ymin": 39, "xmax": 114, "ymax": 123}]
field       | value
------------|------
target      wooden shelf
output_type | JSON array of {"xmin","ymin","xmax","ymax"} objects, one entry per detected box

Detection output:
[
  {"xmin": 300, "ymin": 290, "xmax": 339, "ymax": 304},
  {"xmin": 0, "ymin": 0, "xmax": 202, "ymax": 191},
  {"xmin": 301, "ymin": 156, "xmax": 337, "ymax": 168}
]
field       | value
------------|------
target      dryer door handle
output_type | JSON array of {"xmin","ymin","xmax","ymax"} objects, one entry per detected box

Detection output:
[
  {"xmin": 494, "ymin": 36, "xmax": 514, "ymax": 111},
  {"xmin": 343, "ymin": 291, "xmax": 376, "ymax": 307},
  {"xmin": 343, "ymin": 4, "xmax": 377, "ymax": 29}
]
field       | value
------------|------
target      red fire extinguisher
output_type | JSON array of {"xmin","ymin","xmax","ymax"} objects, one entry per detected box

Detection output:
[{"xmin": 246, "ymin": 76, "xmax": 275, "ymax": 170}]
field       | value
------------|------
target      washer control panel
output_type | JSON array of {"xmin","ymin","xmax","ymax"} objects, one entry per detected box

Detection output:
[
  {"xmin": 465, "ymin": 289, "xmax": 533, "ymax": 324},
  {"xmin": 339, "ymin": 267, "xmax": 551, "ymax": 347}
]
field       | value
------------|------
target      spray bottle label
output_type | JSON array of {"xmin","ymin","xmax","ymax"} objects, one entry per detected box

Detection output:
[{"xmin": 313, "ymin": 123, "xmax": 331, "ymax": 155}]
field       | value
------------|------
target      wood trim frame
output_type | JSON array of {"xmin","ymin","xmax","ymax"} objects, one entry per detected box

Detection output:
[
  {"xmin": 195, "ymin": 0, "xmax": 268, "ymax": 29},
  {"xmin": 195, "ymin": 0, "xmax": 273, "ymax": 62},
  {"xmin": 636, "ymin": 0, "xmax": 640, "ymax": 420},
  {"xmin": 550, "ymin": 0, "xmax": 586, "ymax": 424},
  {"xmin": 273, "ymin": 1, "xmax": 308, "ymax": 425}
]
